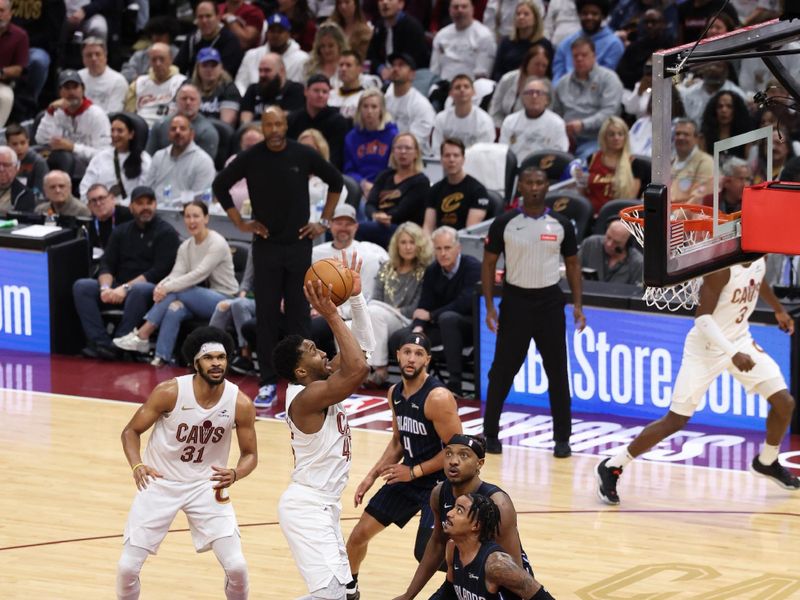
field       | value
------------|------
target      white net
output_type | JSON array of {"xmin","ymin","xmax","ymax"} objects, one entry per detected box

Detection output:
[{"xmin": 620, "ymin": 206, "xmax": 704, "ymax": 312}]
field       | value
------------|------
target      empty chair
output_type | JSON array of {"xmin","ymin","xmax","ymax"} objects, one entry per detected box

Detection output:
[
  {"xmin": 545, "ymin": 190, "xmax": 593, "ymax": 243},
  {"xmin": 520, "ymin": 150, "xmax": 575, "ymax": 183},
  {"xmin": 593, "ymin": 199, "xmax": 642, "ymax": 236},
  {"xmin": 484, "ymin": 189, "xmax": 506, "ymax": 220},
  {"xmin": 464, "ymin": 143, "xmax": 517, "ymax": 204}
]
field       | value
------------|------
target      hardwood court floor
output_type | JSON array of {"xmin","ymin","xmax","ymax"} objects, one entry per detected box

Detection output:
[{"xmin": 1, "ymin": 390, "xmax": 799, "ymax": 599}]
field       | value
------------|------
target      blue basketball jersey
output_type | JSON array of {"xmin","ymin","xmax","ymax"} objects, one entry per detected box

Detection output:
[
  {"xmin": 438, "ymin": 479, "xmax": 533, "ymax": 600},
  {"xmin": 391, "ymin": 375, "xmax": 447, "ymax": 486},
  {"xmin": 452, "ymin": 541, "xmax": 504, "ymax": 600}
]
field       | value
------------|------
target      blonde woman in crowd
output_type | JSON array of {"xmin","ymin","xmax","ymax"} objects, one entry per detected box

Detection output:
[
  {"xmin": 304, "ymin": 22, "xmax": 349, "ymax": 84},
  {"xmin": 492, "ymin": 0, "xmax": 552, "ymax": 80},
  {"xmin": 365, "ymin": 222, "xmax": 433, "ymax": 387}
]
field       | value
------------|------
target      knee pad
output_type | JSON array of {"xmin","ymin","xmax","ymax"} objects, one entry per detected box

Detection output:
[{"xmin": 116, "ymin": 544, "xmax": 148, "ymax": 599}]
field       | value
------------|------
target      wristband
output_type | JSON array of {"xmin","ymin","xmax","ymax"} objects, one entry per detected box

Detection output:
[
  {"xmin": 409, "ymin": 465, "xmax": 416, "ymax": 480},
  {"xmin": 101, "ymin": 284, "xmax": 110, "ymax": 291},
  {"xmin": 231, "ymin": 468, "xmax": 237, "ymax": 482},
  {"xmin": 131, "ymin": 462, "xmax": 144, "ymax": 472}
]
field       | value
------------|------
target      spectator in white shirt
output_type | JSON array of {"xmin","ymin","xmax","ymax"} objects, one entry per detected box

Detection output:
[
  {"xmin": 145, "ymin": 114, "xmax": 215, "ymax": 205},
  {"xmin": 124, "ymin": 42, "xmax": 187, "ymax": 127},
  {"xmin": 500, "ymin": 77, "xmax": 568, "ymax": 159},
  {"xmin": 78, "ymin": 37, "xmax": 129, "ymax": 114},
  {"xmin": 431, "ymin": 0, "xmax": 496, "ymax": 81},
  {"xmin": 384, "ymin": 52, "xmax": 436, "ymax": 157},
  {"xmin": 80, "ymin": 113, "xmax": 152, "ymax": 204},
  {"xmin": 484, "ymin": 0, "xmax": 544, "ymax": 40},
  {"xmin": 235, "ymin": 13, "xmax": 310, "ymax": 94},
  {"xmin": 431, "ymin": 74, "xmax": 496, "ymax": 156},
  {"xmin": 36, "ymin": 69, "xmax": 111, "ymax": 178}
]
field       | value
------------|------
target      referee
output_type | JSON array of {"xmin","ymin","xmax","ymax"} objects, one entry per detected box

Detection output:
[
  {"xmin": 481, "ymin": 167, "xmax": 585, "ymax": 457},
  {"xmin": 212, "ymin": 106, "xmax": 343, "ymax": 406}
]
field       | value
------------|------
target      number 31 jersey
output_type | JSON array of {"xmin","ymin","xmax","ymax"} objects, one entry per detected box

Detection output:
[{"xmin": 143, "ymin": 374, "xmax": 237, "ymax": 482}]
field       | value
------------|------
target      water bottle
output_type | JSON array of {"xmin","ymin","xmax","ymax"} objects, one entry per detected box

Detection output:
[
  {"xmin": 201, "ymin": 188, "xmax": 212, "ymax": 206},
  {"xmin": 568, "ymin": 159, "xmax": 589, "ymax": 188},
  {"xmin": 163, "ymin": 185, "xmax": 173, "ymax": 208},
  {"xmin": 241, "ymin": 198, "xmax": 252, "ymax": 219}
]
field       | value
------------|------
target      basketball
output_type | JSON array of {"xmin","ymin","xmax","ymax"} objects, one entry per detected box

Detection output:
[{"xmin": 304, "ymin": 258, "xmax": 354, "ymax": 306}]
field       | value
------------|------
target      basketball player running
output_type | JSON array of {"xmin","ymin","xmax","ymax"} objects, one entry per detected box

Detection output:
[
  {"xmin": 396, "ymin": 434, "xmax": 533, "ymax": 600},
  {"xmin": 117, "ymin": 326, "xmax": 258, "ymax": 600},
  {"xmin": 272, "ymin": 251, "xmax": 375, "ymax": 600},
  {"xmin": 345, "ymin": 334, "xmax": 463, "ymax": 600},
  {"xmin": 393, "ymin": 434, "xmax": 540, "ymax": 600},
  {"xmin": 442, "ymin": 494, "xmax": 555, "ymax": 600},
  {"xmin": 596, "ymin": 258, "xmax": 800, "ymax": 505}
]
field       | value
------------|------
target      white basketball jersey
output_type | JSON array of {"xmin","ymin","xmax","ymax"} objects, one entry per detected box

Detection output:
[
  {"xmin": 708, "ymin": 257, "xmax": 767, "ymax": 341},
  {"xmin": 286, "ymin": 387, "xmax": 352, "ymax": 498},
  {"xmin": 143, "ymin": 375, "xmax": 238, "ymax": 482}
]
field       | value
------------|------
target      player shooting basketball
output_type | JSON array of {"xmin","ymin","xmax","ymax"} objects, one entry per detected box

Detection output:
[
  {"xmin": 117, "ymin": 326, "xmax": 258, "ymax": 600},
  {"xmin": 596, "ymin": 258, "xmax": 799, "ymax": 505},
  {"xmin": 272, "ymin": 251, "xmax": 375, "ymax": 600}
]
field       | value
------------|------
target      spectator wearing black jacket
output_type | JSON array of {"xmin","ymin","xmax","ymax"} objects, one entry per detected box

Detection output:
[
  {"xmin": 72, "ymin": 186, "xmax": 179, "ymax": 359},
  {"xmin": 175, "ymin": 0, "xmax": 244, "ymax": 78},
  {"xmin": 389, "ymin": 226, "xmax": 481, "ymax": 397},
  {"xmin": 366, "ymin": 0, "xmax": 430, "ymax": 80},
  {"xmin": 0, "ymin": 145, "xmax": 36, "ymax": 216},
  {"xmin": 287, "ymin": 74, "xmax": 350, "ymax": 169}
]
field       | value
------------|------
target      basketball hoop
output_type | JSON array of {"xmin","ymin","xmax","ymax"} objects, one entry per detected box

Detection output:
[{"xmin": 619, "ymin": 204, "xmax": 736, "ymax": 312}]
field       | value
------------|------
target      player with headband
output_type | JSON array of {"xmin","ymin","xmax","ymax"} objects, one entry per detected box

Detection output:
[{"xmin": 116, "ymin": 326, "xmax": 258, "ymax": 600}]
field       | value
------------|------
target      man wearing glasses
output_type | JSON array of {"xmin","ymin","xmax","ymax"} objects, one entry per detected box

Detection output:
[
  {"xmin": 499, "ymin": 78, "xmax": 569, "ymax": 160},
  {"xmin": 0, "ymin": 145, "xmax": 36, "ymax": 216},
  {"xmin": 86, "ymin": 183, "xmax": 132, "ymax": 249}
]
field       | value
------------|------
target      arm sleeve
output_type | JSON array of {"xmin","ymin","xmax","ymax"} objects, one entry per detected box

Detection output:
[
  {"xmin": 348, "ymin": 293, "xmax": 376, "ymax": 353},
  {"xmin": 695, "ymin": 314, "xmax": 737, "ymax": 356},
  {"xmin": 212, "ymin": 151, "xmax": 250, "ymax": 210}
]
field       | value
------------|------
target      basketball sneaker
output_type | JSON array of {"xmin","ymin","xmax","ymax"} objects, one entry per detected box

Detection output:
[
  {"xmin": 345, "ymin": 581, "xmax": 360, "ymax": 600},
  {"xmin": 596, "ymin": 458, "xmax": 622, "ymax": 505},
  {"xmin": 750, "ymin": 456, "xmax": 800, "ymax": 490},
  {"xmin": 254, "ymin": 384, "xmax": 276, "ymax": 409}
]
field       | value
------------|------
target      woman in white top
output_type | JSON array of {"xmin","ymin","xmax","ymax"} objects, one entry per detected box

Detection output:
[
  {"xmin": 80, "ymin": 113, "xmax": 151, "ymax": 204},
  {"xmin": 113, "ymin": 200, "xmax": 239, "ymax": 365}
]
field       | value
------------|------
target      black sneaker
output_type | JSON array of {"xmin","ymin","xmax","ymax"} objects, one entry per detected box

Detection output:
[
  {"xmin": 553, "ymin": 441, "xmax": 571, "ymax": 458},
  {"xmin": 750, "ymin": 456, "xmax": 800, "ymax": 490},
  {"xmin": 596, "ymin": 458, "xmax": 622, "ymax": 505},
  {"xmin": 484, "ymin": 436, "xmax": 502, "ymax": 454},
  {"xmin": 230, "ymin": 355, "xmax": 256, "ymax": 376},
  {"xmin": 346, "ymin": 582, "xmax": 360, "ymax": 600}
]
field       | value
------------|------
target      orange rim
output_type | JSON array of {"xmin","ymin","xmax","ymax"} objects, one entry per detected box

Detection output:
[{"xmin": 619, "ymin": 203, "xmax": 735, "ymax": 233}]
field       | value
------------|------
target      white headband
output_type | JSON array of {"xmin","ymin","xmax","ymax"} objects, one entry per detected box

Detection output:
[{"xmin": 195, "ymin": 342, "xmax": 226, "ymax": 362}]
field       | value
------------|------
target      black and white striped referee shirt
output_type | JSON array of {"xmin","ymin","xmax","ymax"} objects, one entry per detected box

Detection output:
[{"xmin": 485, "ymin": 208, "xmax": 578, "ymax": 289}]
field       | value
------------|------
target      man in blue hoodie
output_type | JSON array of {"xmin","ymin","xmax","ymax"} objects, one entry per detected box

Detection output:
[{"xmin": 552, "ymin": 0, "xmax": 624, "ymax": 83}]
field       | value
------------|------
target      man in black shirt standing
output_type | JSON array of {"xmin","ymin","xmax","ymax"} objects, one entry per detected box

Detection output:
[
  {"xmin": 72, "ymin": 186, "xmax": 179, "ymax": 359},
  {"xmin": 213, "ymin": 105, "xmax": 344, "ymax": 407},
  {"xmin": 423, "ymin": 138, "xmax": 489, "ymax": 235},
  {"xmin": 287, "ymin": 74, "xmax": 351, "ymax": 169},
  {"xmin": 481, "ymin": 167, "xmax": 585, "ymax": 457}
]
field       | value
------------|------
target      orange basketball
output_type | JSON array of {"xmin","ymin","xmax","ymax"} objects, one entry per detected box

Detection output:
[{"xmin": 304, "ymin": 258, "xmax": 354, "ymax": 306}]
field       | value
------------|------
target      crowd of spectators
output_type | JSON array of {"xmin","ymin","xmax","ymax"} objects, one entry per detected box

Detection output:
[{"xmin": 0, "ymin": 0, "xmax": 796, "ymax": 405}]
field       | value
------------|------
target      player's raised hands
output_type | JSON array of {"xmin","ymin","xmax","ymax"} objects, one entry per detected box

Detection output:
[
  {"xmin": 339, "ymin": 250, "xmax": 363, "ymax": 297},
  {"xmin": 132, "ymin": 463, "xmax": 163, "ymax": 491},
  {"xmin": 304, "ymin": 279, "xmax": 338, "ymax": 318},
  {"xmin": 211, "ymin": 465, "xmax": 238, "ymax": 489}
]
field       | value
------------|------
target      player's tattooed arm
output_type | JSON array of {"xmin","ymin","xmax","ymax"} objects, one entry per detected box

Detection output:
[{"xmin": 485, "ymin": 551, "xmax": 540, "ymax": 597}]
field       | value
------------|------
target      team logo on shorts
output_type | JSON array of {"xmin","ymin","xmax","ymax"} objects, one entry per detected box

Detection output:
[{"xmin": 215, "ymin": 488, "xmax": 231, "ymax": 504}]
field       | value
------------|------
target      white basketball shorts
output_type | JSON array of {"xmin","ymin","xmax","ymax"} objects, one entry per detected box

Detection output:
[
  {"xmin": 670, "ymin": 332, "xmax": 787, "ymax": 417},
  {"xmin": 278, "ymin": 483, "xmax": 351, "ymax": 596},
  {"xmin": 123, "ymin": 478, "xmax": 239, "ymax": 554}
]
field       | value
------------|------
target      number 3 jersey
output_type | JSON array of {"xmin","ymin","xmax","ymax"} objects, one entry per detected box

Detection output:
[{"xmin": 143, "ymin": 374, "xmax": 238, "ymax": 482}]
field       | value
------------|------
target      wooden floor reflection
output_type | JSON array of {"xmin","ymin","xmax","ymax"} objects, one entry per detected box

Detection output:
[{"xmin": 1, "ymin": 390, "xmax": 799, "ymax": 599}]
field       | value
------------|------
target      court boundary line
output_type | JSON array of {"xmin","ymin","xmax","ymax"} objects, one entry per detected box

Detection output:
[
  {"xmin": 5, "ymin": 386, "xmax": 786, "ymax": 477},
  {"xmin": 2, "ymin": 508, "xmax": 798, "ymax": 553}
]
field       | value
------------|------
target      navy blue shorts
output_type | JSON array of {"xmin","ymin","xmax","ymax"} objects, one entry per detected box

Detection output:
[{"xmin": 365, "ymin": 480, "xmax": 436, "ymax": 529}]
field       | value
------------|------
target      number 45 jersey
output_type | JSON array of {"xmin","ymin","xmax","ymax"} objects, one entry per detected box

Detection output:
[{"xmin": 143, "ymin": 374, "xmax": 238, "ymax": 482}]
